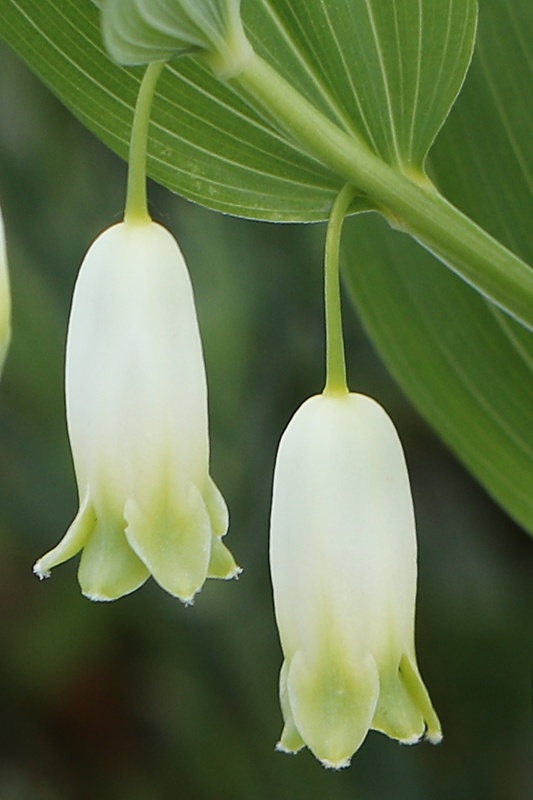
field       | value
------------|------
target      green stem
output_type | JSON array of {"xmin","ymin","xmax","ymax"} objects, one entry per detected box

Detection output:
[
  {"xmin": 323, "ymin": 184, "xmax": 355, "ymax": 397},
  {"xmin": 124, "ymin": 62, "xmax": 165, "ymax": 224},
  {"xmin": 233, "ymin": 52, "xmax": 533, "ymax": 332}
]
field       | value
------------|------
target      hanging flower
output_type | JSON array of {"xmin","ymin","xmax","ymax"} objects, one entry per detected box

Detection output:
[
  {"xmin": 0, "ymin": 203, "xmax": 11, "ymax": 375},
  {"xmin": 34, "ymin": 219, "xmax": 239, "ymax": 602},
  {"xmin": 269, "ymin": 392, "xmax": 441, "ymax": 768}
]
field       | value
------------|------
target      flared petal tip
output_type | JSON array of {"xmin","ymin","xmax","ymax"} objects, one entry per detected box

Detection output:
[
  {"xmin": 82, "ymin": 590, "xmax": 118, "ymax": 603},
  {"xmin": 33, "ymin": 560, "xmax": 51, "ymax": 580},
  {"xmin": 225, "ymin": 564, "xmax": 243, "ymax": 580},
  {"xmin": 207, "ymin": 534, "xmax": 242, "ymax": 582},
  {"xmin": 276, "ymin": 729, "xmax": 352, "ymax": 770},
  {"xmin": 81, "ymin": 577, "xmax": 149, "ymax": 603},
  {"xmin": 171, "ymin": 567, "xmax": 242, "ymax": 604},
  {"xmin": 319, "ymin": 755, "xmax": 352, "ymax": 771},
  {"xmin": 275, "ymin": 741, "xmax": 300, "ymax": 756},
  {"xmin": 399, "ymin": 733, "xmax": 423, "ymax": 746},
  {"xmin": 399, "ymin": 729, "xmax": 442, "ymax": 746},
  {"xmin": 181, "ymin": 594, "xmax": 197, "ymax": 608}
]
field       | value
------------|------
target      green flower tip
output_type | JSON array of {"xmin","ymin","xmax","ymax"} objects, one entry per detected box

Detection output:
[{"xmin": 34, "ymin": 219, "xmax": 240, "ymax": 603}]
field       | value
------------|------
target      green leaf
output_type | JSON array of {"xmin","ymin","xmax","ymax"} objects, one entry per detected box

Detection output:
[
  {"xmin": 247, "ymin": 0, "xmax": 477, "ymax": 174},
  {"xmin": 344, "ymin": 0, "xmax": 533, "ymax": 533},
  {"xmin": 0, "ymin": 0, "xmax": 476, "ymax": 220}
]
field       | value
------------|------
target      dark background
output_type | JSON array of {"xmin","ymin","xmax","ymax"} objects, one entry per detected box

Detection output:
[{"xmin": 1, "ymin": 41, "xmax": 532, "ymax": 800}]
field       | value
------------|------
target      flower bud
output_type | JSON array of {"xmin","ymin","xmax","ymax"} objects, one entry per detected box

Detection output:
[
  {"xmin": 34, "ymin": 219, "xmax": 239, "ymax": 602},
  {"xmin": 269, "ymin": 393, "xmax": 441, "ymax": 768},
  {"xmin": 0, "ymin": 204, "xmax": 11, "ymax": 375},
  {"xmin": 101, "ymin": 0, "xmax": 252, "ymax": 79}
]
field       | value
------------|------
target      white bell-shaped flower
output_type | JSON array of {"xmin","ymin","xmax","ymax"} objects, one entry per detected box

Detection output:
[
  {"xmin": 270, "ymin": 392, "xmax": 441, "ymax": 768},
  {"xmin": 34, "ymin": 219, "xmax": 239, "ymax": 602},
  {"xmin": 0, "ymin": 204, "xmax": 11, "ymax": 375}
]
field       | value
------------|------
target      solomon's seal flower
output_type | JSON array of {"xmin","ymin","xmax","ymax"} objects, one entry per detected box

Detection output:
[
  {"xmin": 0, "ymin": 203, "xmax": 11, "ymax": 375},
  {"xmin": 269, "ymin": 392, "xmax": 441, "ymax": 768},
  {"xmin": 34, "ymin": 219, "xmax": 239, "ymax": 602}
]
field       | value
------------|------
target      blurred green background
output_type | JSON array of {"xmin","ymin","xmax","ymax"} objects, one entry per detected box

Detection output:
[{"xmin": 1, "ymin": 40, "xmax": 533, "ymax": 800}]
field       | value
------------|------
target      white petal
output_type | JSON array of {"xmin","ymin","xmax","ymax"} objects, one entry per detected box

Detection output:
[
  {"xmin": 0, "ymin": 205, "xmax": 11, "ymax": 373},
  {"xmin": 270, "ymin": 393, "xmax": 417, "ymax": 666},
  {"xmin": 66, "ymin": 220, "xmax": 209, "ymax": 508}
]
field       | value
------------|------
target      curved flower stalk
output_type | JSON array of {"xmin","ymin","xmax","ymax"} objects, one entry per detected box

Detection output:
[
  {"xmin": 34, "ymin": 219, "xmax": 239, "ymax": 602},
  {"xmin": 269, "ymin": 392, "xmax": 442, "ymax": 768},
  {"xmin": 0, "ymin": 204, "xmax": 11, "ymax": 375}
]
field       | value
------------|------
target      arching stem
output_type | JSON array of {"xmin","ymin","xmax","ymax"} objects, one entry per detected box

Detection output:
[
  {"xmin": 125, "ymin": 62, "xmax": 165, "ymax": 224},
  {"xmin": 324, "ymin": 184, "xmax": 356, "ymax": 396}
]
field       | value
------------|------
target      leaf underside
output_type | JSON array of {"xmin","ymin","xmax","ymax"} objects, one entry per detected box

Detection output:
[
  {"xmin": 345, "ymin": 0, "xmax": 533, "ymax": 534},
  {"xmin": 0, "ymin": 0, "xmax": 476, "ymax": 220}
]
